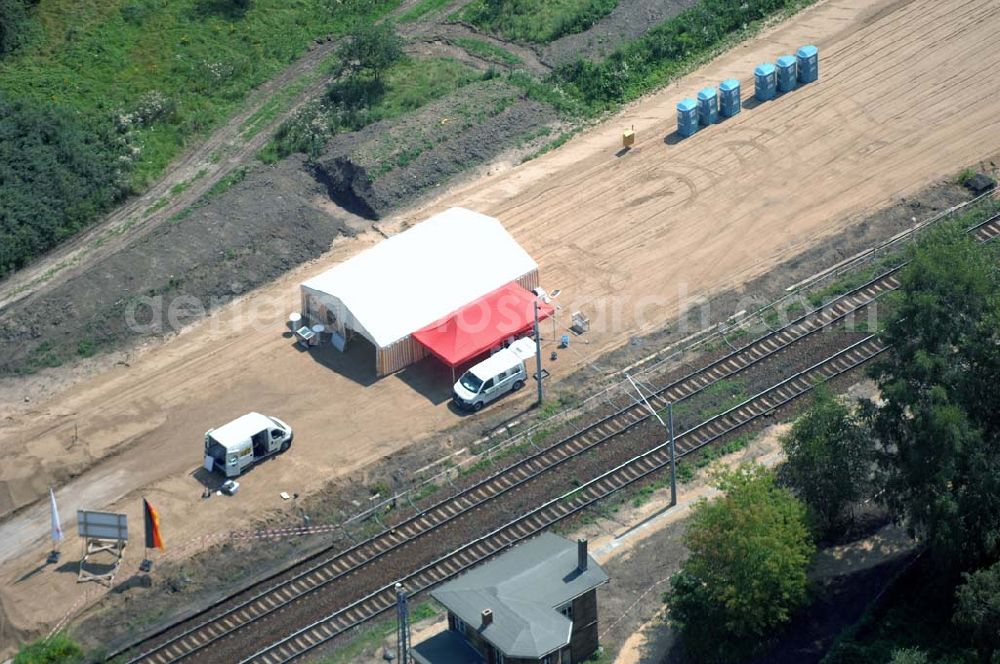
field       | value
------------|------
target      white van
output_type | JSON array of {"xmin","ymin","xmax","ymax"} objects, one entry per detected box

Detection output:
[
  {"xmin": 204, "ymin": 413, "xmax": 293, "ymax": 478},
  {"xmin": 453, "ymin": 338, "xmax": 536, "ymax": 412}
]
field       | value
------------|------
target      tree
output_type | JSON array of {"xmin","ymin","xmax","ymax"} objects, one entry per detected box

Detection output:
[
  {"xmin": 953, "ymin": 561, "xmax": 1000, "ymax": 664},
  {"xmin": 335, "ymin": 22, "xmax": 403, "ymax": 82},
  {"xmin": 668, "ymin": 464, "xmax": 815, "ymax": 662},
  {"xmin": 872, "ymin": 224, "xmax": 1000, "ymax": 571},
  {"xmin": 0, "ymin": 0, "xmax": 37, "ymax": 56},
  {"xmin": 779, "ymin": 386, "xmax": 874, "ymax": 534}
]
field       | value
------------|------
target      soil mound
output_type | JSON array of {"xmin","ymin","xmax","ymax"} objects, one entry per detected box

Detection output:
[
  {"xmin": 0, "ymin": 157, "xmax": 361, "ymax": 376},
  {"xmin": 313, "ymin": 81, "xmax": 556, "ymax": 219}
]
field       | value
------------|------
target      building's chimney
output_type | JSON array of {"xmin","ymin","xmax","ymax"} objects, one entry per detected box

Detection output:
[
  {"xmin": 481, "ymin": 608, "xmax": 493, "ymax": 628},
  {"xmin": 577, "ymin": 538, "xmax": 588, "ymax": 571}
]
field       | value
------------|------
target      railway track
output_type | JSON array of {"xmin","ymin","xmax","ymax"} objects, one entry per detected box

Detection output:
[
  {"xmin": 117, "ymin": 208, "xmax": 1000, "ymax": 664},
  {"xmin": 244, "ymin": 335, "xmax": 887, "ymax": 664}
]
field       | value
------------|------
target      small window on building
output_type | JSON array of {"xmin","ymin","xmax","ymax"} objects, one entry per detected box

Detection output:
[
  {"xmin": 559, "ymin": 602, "xmax": 573, "ymax": 619},
  {"xmin": 542, "ymin": 656, "xmax": 552, "ymax": 664},
  {"xmin": 453, "ymin": 615, "xmax": 466, "ymax": 634}
]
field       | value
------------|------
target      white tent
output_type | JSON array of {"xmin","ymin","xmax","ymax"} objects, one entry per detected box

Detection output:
[{"xmin": 300, "ymin": 208, "xmax": 540, "ymax": 376}]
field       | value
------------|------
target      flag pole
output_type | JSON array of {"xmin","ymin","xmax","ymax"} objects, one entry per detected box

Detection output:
[{"xmin": 48, "ymin": 488, "xmax": 63, "ymax": 563}]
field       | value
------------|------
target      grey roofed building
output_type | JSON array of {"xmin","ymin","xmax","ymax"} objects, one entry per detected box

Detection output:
[{"xmin": 414, "ymin": 533, "xmax": 609, "ymax": 664}]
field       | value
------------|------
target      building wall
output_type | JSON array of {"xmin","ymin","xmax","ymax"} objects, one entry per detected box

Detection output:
[
  {"xmin": 448, "ymin": 610, "xmax": 571, "ymax": 664},
  {"xmin": 569, "ymin": 590, "xmax": 600, "ymax": 663},
  {"xmin": 376, "ymin": 334, "xmax": 428, "ymax": 376}
]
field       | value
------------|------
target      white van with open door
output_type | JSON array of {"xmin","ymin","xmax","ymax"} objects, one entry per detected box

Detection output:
[
  {"xmin": 204, "ymin": 413, "xmax": 293, "ymax": 478},
  {"xmin": 452, "ymin": 338, "xmax": 536, "ymax": 412}
]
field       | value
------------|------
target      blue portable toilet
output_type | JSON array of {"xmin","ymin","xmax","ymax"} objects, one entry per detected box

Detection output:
[
  {"xmin": 676, "ymin": 98, "xmax": 699, "ymax": 137},
  {"xmin": 754, "ymin": 63, "xmax": 777, "ymax": 101},
  {"xmin": 697, "ymin": 87, "xmax": 718, "ymax": 126},
  {"xmin": 719, "ymin": 79, "xmax": 741, "ymax": 117},
  {"xmin": 796, "ymin": 44, "xmax": 819, "ymax": 83},
  {"xmin": 776, "ymin": 55, "xmax": 797, "ymax": 92}
]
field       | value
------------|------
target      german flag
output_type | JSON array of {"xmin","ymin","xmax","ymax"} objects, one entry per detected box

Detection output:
[{"xmin": 143, "ymin": 498, "xmax": 165, "ymax": 550}]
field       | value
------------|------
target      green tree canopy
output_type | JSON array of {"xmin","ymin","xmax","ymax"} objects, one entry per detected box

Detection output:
[
  {"xmin": 0, "ymin": 0, "xmax": 38, "ymax": 56},
  {"xmin": 953, "ymin": 561, "xmax": 1000, "ymax": 664},
  {"xmin": 336, "ymin": 22, "xmax": 403, "ymax": 81},
  {"xmin": 779, "ymin": 386, "xmax": 875, "ymax": 534},
  {"xmin": 668, "ymin": 464, "xmax": 815, "ymax": 662},
  {"xmin": 0, "ymin": 93, "xmax": 129, "ymax": 274},
  {"xmin": 872, "ymin": 224, "xmax": 1000, "ymax": 571}
]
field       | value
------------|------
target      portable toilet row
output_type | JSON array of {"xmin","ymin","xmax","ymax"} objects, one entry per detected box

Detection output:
[
  {"xmin": 677, "ymin": 77, "xmax": 742, "ymax": 136},
  {"xmin": 755, "ymin": 45, "xmax": 819, "ymax": 101}
]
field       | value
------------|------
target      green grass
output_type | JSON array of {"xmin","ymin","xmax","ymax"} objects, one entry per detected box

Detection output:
[
  {"xmin": 398, "ymin": 0, "xmax": 453, "ymax": 22},
  {"xmin": 412, "ymin": 482, "xmax": 440, "ymax": 502},
  {"xmin": 459, "ymin": 0, "xmax": 619, "ymax": 44},
  {"xmin": 241, "ymin": 68, "xmax": 317, "ymax": 140},
  {"xmin": 0, "ymin": 0, "xmax": 401, "ymax": 191},
  {"xmin": 270, "ymin": 56, "xmax": 482, "ymax": 158},
  {"xmin": 143, "ymin": 196, "xmax": 170, "ymax": 216},
  {"xmin": 204, "ymin": 165, "xmax": 248, "ymax": 198},
  {"xmin": 14, "ymin": 633, "xmax": 84, "ymax": 664},
  {"xmin": 460, "ymin": 441, "xmax": 532, "ymax": 477},
  {"xmin": 453, "ymin": 37, "xmax": 521, "ymax": 66}
]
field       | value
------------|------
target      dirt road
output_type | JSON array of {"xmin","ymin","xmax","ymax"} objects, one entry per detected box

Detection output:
[{"xmin": 2, "ymin": 0, "xmax": 1000, "ymax": 648}]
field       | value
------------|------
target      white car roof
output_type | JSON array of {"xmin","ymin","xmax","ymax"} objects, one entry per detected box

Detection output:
[
  {"xmin": 470, "ymin": 347, "xmax": 525, "ymax": 381},
  {"xmin": 210, "ymin": 412, "xmax": 274, "ymax": 449}
]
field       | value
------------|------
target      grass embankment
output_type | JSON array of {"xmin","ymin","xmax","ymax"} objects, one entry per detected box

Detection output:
[
  {"xmin": 263, "ymin": 56, "xmax": 484, "ymax": 160},
  {"xmin": 0, "ymin": 0, "xmax": 397, "ymax": 187},
  {"xmin": 458, "ymin": 0, "xmax": 619, "ymax": 43},
  {"xmin": 0, "ymin": 0, "xmax": 399, "ymax": 274}
]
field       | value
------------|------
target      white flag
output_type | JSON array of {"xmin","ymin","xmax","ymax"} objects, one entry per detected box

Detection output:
[{"xmin": 49, "ymin": 488, "xmax": 63, "ymax": 544}]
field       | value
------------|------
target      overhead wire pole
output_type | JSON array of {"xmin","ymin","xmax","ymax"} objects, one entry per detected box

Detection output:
[
  {"xmin": 395, "ymin": 582, "xmax": 411, "ymax": 664},
  {"xmin": 534, "ymin": 299, "xmax": 543, "ymax": 406},
  {"xmin": 625, "ymin": 373, "xmax": 677, "ymax": 507}
]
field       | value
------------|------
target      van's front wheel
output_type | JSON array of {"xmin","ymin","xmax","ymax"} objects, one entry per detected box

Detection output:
[
  {"xmin": 512, "ymin": 380, "xmax": 524, "ymax": 392},
  {"xmin": 472, "ymin": 401, "xmax": 484, "ymax": 412},
  {"xmin": 280, "ymin": 437, "xmax": 292, "ymax": 453}
]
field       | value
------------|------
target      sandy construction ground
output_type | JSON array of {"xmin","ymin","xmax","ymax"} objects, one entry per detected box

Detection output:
[{"xmin": 3, "ymin": 0, "xmax": 1000, "ymax": 647}]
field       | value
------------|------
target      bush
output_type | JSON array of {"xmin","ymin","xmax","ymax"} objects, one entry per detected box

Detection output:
[
  {"xmin": 14, "ymin": 633, "xmax": 83, "ymax": 664},
  {"xmin": 0, "ymin": 0, "xmax": 38, "ymax": 56},
  {"xmin": 461, "ymin": 0, "xmax": 618, "ymax": 43},
  {"xmin": 0, "ymin": 93, "xmax": 130, "ymax": 274},
  {"xmin": 555, "ymin": 0, "xmax": 800, "ymax": 111}
]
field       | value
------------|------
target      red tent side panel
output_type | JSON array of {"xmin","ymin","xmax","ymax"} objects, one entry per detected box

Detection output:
[{"xmin": 413, "ymin": 283, "xmax": 553, "ymax": 368}]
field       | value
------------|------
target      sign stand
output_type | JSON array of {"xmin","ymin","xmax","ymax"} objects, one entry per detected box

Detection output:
[
  {"xmin": 79, "ymin": 538, "xmax": 127, "ymax": 586},
  {"xmin": 77, "ymin": 510, "xmax": 128, "ymax": 586}
]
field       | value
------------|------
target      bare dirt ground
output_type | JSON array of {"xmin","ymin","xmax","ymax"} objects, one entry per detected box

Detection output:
[{"xmin": 2, "ymin": 0, "xmax": 1000, "ymax": 654}]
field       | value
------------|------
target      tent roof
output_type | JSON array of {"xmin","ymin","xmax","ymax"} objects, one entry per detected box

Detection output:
[
  {"xmin": 300, "ymin": 208, "xmax": 538, "ymax": 348},
  {"xmin": 413, "ymin": 283, "xmax": 552, "ymax": 368}
]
